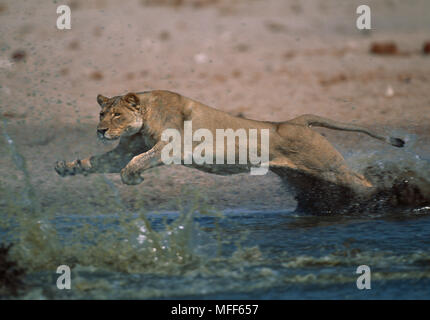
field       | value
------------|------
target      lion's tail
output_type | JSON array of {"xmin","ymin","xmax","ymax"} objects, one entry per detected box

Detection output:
[{"xmin": 287, "ymin": 114, "xmax": 405, "ymax": 148}]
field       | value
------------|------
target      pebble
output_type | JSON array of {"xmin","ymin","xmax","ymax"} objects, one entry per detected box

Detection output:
[{"xmin": 370, "ymin": 42, "xmax": 397, "ymax": 55}]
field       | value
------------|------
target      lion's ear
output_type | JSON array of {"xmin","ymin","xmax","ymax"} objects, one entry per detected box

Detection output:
[
  {"xmin": 124, "ymin": 92, "xmax": 140, "ymax": 108},
  {"xmin": 97, "ymin": 94, "xmax": 109, "ymax": 107}
]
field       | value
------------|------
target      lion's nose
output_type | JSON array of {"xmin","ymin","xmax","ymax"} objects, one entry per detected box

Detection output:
[{"xmin": 97, "ymin": 128, "xmax": 108, "ymax": 136}]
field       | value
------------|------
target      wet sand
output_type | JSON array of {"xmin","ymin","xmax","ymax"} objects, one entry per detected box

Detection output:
[{"xmin": 1, "ymin": 0, "xmax": 430, "ymax": 213}]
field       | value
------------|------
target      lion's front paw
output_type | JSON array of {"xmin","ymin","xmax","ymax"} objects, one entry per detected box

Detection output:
[
  {"xmin": 55, "ymin": 160, "xmax": 79, "ymax": 177},
  {"xmin": 120, "ymin": 166, "xmax": 144, "ymax": 185}
]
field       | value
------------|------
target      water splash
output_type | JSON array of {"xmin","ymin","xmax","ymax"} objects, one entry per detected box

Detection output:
[
  {"xmin": 348, "ymin": 149, "xmax": 430, "ymax": 210},
  {"xmin": 2, "ymin": 118, "xmax": 430, "ymax": 298},
  {"xmin": 1, "ymin": 119, "xmax": 39, "ymax": 212},
  {"xmin": 0, "ymin": 121, "xmax": 225, "ymax": 276}
]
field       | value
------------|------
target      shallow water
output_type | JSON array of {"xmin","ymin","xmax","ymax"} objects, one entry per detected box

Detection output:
[
  {"xmin": 1, "ymin": 119, "xmax": 430, "ymax": 299},
  {"xmin": 2, "ymin": 205, "xmax": 430, "ymax": 299}
]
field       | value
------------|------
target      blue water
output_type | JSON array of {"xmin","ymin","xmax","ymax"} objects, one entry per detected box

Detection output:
[{"xmin": 4, "ymin": 207, "xmax": 430, "ymax": 299}]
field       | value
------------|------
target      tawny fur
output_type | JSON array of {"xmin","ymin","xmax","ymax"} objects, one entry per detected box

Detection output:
[{"xmin": 55, "ymin": 90, "xmax": 405, "ymax": 213}]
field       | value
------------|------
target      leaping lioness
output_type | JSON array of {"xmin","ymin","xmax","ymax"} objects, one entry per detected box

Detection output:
[{"xmin": 55, "ymin": 90, "xmax": 404, "ymax": 213}]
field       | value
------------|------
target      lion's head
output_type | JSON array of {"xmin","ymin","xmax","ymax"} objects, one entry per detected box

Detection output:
[{"xmin": 96, "ymin": 92, "xmax": 144, "ymax": 141}]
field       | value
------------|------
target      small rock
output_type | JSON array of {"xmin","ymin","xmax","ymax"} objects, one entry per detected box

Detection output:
[
  {"xmin": 0, "ymin": 3, "xmax": 7, "ymax": 13},
  {"xmin": 370, "ymin": 42, "xmax": 398, "ymax": 55},
  {"xmin": 90, "ymin": 71, "xmax": 103, "ymax": 81},
  {"xmin": 232, "ymin": 69, "xmax": 241, "ymax": 78},
  {"xmin": 158, "ymin": 30, "xmax": 170, "ymax": 41},
  {"xmin": 283, "ymin": 51, "xmax": 295, "ymax": 59},
  {"xmin": 125, "ymin": 72, "xmax": 135, "ymax": 80},
  {"xmin": 68, "ymin": 40, "xmax": 80, "ymax": 50},
  {"xmin": 11, "ymin": 49, "xmax": 26, "ymax": 62},
  {"xmin": 70, "ymin": 0, "xmax": 80, "ymax": 10},
  {"xmin": 423, "ymin": 41, "xmax": 430, "ymax": 55},
  {"xmin": 235, "ymin": 43, "xmax": 249, "ymax": 52},
  {"xmin": 59, "ymin": 68, "xmax": 69, "ymax": 76}
]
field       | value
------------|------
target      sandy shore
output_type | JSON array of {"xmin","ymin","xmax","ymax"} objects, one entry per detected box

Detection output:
[{"xmin": 1, "ymin": 0, "xmax": 429, "ymax": 213}]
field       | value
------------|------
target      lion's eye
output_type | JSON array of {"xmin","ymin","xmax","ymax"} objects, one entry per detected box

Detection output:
[{"xmin": 114, "ymin": 113, "xmax": 121, "ymax": 117}]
